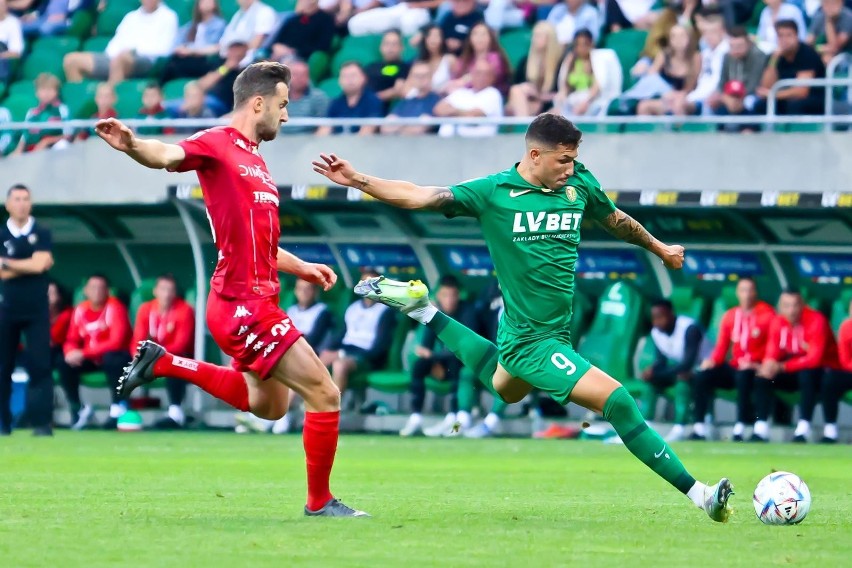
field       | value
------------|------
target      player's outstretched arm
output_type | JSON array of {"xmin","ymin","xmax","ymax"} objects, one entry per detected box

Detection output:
[
  {"xmin": 276, "ymin": 247, "xmax": 337, "ymax": 291},
  {"xmin": 599, "ymin": 208, "xmax": 685, "ymax": 270},
  {"xmin": 312, "ymin": 153, "xmax": 456, "ymax": 213},
  {"xmin": 94, "ymin": 118, "xmax": 185, "ymax": 170}
]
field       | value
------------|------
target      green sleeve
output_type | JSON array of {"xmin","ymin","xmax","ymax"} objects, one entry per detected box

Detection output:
[
  {"xmin": 447, "ymin": 176, "xmax": 495, "ymax": 219},
  {"xmin": 581, "ymin": 168, "xmax": 616, "ymax": 221}
]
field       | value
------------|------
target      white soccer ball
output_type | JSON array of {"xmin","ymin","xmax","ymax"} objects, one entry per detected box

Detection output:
[{"xmin": 753, "ymin": 471, "xmax": 811, "ymax": 525}]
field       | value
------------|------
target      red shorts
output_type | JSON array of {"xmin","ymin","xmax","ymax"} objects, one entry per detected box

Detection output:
[{"xmin": 206, "ymin": 291, "xmax": 303, "ymax": 380}]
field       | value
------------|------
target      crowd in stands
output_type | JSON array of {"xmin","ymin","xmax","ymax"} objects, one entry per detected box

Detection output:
[{"xmin": 0, "ymin": 0, "xmax": 850, "ymax": 155}]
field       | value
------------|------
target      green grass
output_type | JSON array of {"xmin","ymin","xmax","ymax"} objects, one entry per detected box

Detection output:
[{"xmin": 1, "ymin": 433, "xmax": 850, "ymax": 567}]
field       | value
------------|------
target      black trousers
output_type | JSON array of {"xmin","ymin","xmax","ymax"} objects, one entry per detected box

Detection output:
[
  {"xmin": 753, "ymin": 369, "xmax": 821, "ymax": 423},
  {"xmin": 409, "ymin": 353, "xmax": 463, "ymax": 414},
  {"xmin": 0, "ymin": 307, "xmax": 53, "ymax": 430},
  {"xmin": 693, "ymin": 364, "xmax": 756, "ymax": 425},
  {"xmin": 58, "ymin": 350, "xmax": 131, "ymax": 409},
  {"xmin": 160, "ymin": 55, "xmax": 219, "ymax": 84},
  {"xmin": 165, "ymin": 378, "xmax": 187, "ymax": 407},
  {"xmin": 821, "ymin": 369, "xmax": 852, "ymax": 424}
]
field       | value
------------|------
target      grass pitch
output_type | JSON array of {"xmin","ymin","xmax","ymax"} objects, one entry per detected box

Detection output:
[{"xmin": 1, "ymin": 432, "xmax": 849, "ymax": 567}]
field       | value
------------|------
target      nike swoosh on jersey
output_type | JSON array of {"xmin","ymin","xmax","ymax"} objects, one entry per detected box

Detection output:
[{"xmin": 509, "ymin": 189, "xmax": 533, "ymax": 197}]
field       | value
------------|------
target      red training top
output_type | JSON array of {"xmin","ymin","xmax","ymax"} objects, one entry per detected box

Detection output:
[
  {"xmin": 710, "ymin": 301, "xmax": 776, "ymax": 368},
  {"xmin": 765, "ymin": 307, "xmax": 840, "ymax": 372},
  {"xmin": 64, "ymin": 298, "xmax": 132, "ymax": 362},
  {"xmin": 51, "ymin": 307, "xmax": 73, "ymax": 348},
  {"xmin": 131, "ymin": 298, "xmax": 195, "ymax": 357},
  {"xmin": 172, "ymin": 127, "xmax": 280, "ymax": 300},
  {"xmin": 837, "ymin": 318, "xmax": 852, "ymax": 372}
]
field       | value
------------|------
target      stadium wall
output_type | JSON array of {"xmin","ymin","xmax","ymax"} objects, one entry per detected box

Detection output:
[{"xmin": 5, "ymin": 133, "xmax": 852, "ymax": 203}]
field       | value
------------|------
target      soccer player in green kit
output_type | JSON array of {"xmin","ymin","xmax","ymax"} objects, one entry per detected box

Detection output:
[{"xmin": 313, "ymin": 114, "xmax": 733, "ymax": 522}]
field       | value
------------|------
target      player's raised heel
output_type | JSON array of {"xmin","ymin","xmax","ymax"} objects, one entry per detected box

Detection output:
[
  {"xmin": 117, "ymin": 340, "xmax": 166, "ymax": 398},
  {"xmin": 704, "ymin": 478, "xmax": 734, "ymax": 523},
  {"xmin": 304, "ymin": 498, "xmax": 371, "ymax": 518},
  {"xmin": 354, "ymin": 276, "xmax": 430, "ymax": 314}
]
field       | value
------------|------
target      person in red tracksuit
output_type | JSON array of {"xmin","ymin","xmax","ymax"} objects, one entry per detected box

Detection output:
[
  {"xmin": 131, "ymin": 274, "xmax": 195, "ymax": 429},
  {"xmin": 48, "ymin": 281, "xmax": 73, "ymax": 373},
  {"xmin": 695, "ymin": 277, "xmax": 776, "ymax": 441},
  {"xmin": 820, "ymin": 297, "xmax": 852, "ymax": 444},
  {"xmin": 754, "ymin": 290, "xmax": 839, "ymax": 443},
  {"xmin": 61, "ymin": 274, "xmax": 132, "ymax": 430}
]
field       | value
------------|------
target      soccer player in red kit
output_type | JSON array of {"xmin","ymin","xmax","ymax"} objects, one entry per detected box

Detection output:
[{"xmin": 95, "ymin": 62, "xmax": 367, "ymax": 517}]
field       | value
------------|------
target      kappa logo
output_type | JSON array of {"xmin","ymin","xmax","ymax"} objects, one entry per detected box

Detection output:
[
  {"xmin": 509, "ymin": 189, "xmax": 533, "ymax": 198},
  {"xmin": 245, "ymin": 332, "xmax": 258, "ymax": 348},
  {"xmin": 237, "ymin": 325, "xmax": 249, "ymax": 336},
  {"xmin": 262, "ymin": 342, "xmax": 279, "ymax": 357},
  {"xmin": 172, "ymin": 356, "xmax": 199, "ymax": 372},
  {"xmin": 253, "ymin": 340, "xmax": 265, "ymax": 352},
  {"xmin": 239, "ymin": 164, "xmax": 277, "ymax": 192},
  {"xmin": 234, "ymin": 306, "xmax": 252, "ymax": 318}
]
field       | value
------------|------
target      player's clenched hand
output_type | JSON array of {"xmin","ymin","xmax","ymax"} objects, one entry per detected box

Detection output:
[
  {"xmin": 298, "ymin": 262, "xmax": 337, "ymax": 291},
  {"xmin": 95, "ymin": 118, "xmax": 136, "ymax": 153},
  {"xmin": 312, "ymin": 153, "xmax": 358, "ymax": 187},
  {"xmin": 659, "ymin": 244, "xmax": 685, "ymax": 270}
]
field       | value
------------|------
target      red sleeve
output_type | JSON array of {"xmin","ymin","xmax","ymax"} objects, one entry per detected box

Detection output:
[
  {"xmin": 764, "ymin": 317, "xmax": 782, "ymax": 362},
  {"xmin": 51, "ymin": 309, "xmax": 72, "ymax": 347},
  {"xmin": 839, "ymin": 320, "xmax": 852, "ymax": 372},
  {"xmin": 783, "ymin": 314, "xmax": 830, "ymax": 373},
  {"xmin": 710, "ymin": 309, "xmax": 734, "ymax": 365},
  {"xmin": 169, "ymin": 128, "xmax": 220, "ymax": 172},
  {"xmin": 163, "ymin": 303, "xmax": 195, "ymax": 356},
  {"xmin": 63, "ymin": 307, "xmax": 84, "ymax": 355},
  {"xmin": 131, "ymin": 302, "xmax": 151, "ymax": 356},
  {"xmin": 83, "ymin": 301, "xmax": 131, "ymax": 359}
]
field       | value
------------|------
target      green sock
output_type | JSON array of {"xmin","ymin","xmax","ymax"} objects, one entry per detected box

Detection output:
[
  {"xmin": 427, "ymin": 312, "xmax": 502, "ymax": 401},
  {"xmin": 490, "ymin": 397, "xmax": 507, "ymax": 417},
  {"xmin": 674, "ymin": 381, "xmax": 691, "ymax": 425},
  {"xmin": 604, "ymin": 386, "xmax": 696, "ymax": 494},
  {"xmin": 457, "ymin": 368, "xmax": 476, "ymax": 412}
]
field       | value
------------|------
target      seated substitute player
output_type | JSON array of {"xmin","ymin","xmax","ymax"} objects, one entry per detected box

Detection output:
[
  {"xmin": 94, "ymin": 62, "xmax": 367, "ymax": 517},
  {"xmin": 130, "ymin": 274, "xmax": 195, "ymax": 429},
  {"xmin": 821, "ymin": 297, "xmax": 852, "ymax": 444},
  {"xmin": 313, "ymin": 113, "xmax": 733, "ymax": 522},
  {"xmin": 695, "ymin": 277, "xmax": 775, "ymax": 442},
  {"xmin": 754, "ymin": 290, "xmax": 839, "ymax": 443},
  {"xmin": 640, "ymin": 299, "xmax": 712, "ymax": 442}
]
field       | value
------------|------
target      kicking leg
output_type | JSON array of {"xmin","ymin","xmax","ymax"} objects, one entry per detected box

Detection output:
[{"xmin": 570, "ymin": 366, "xmax": 733, "ymax": 522}]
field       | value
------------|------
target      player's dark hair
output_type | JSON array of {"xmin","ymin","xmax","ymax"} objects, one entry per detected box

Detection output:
[
  {"xmin": 737, "ymin": 276, "xmax": 756, "ymax": 286},
  {"xmin": 144, "ymin": 82, "xmax": 162, "ymax": 93},
  {"xmin": 7, "ymin": 184, "xmax": 30, "ymax": 198},
  {"xmin": 438, "ymin": 274, "xmax": 461, "ymax": 290},
  {"xmin": 651, "ymin": 299, "xmax": 674, "ymax": 312},
  {"xmin": 88, "ymin": 273, "xmax": 110, "ymax": 286},
  {"xmin": 233, "ymin": 61, "xmax": 292, "ymax": 109},
  {"xmin": 156, "ymin": 273, "xmax": 177, "ymax": 286},
  {"xmin": 339, "ymin": 60, "xmax": 365, "ymax": 74},
  {"xmin": 525, "ymin": 114, "xmax": 582, "ymax": 150},
  {"xmin": 780, "ymin": 288, "xmax": 802, "ymax": 298},
  {"xmin": 774, "ymin": 19, "xmax": 799, "ymax": 34},
  {"xmin": 383, "ymin": 28, "xmax": 403, "ymax": 41},
  {"xmin": 728, "ymin": 26, "xmax": 749, "ymax": 40},
  {"xmin": 48, "ymin": 279, "xmax": 72, "ymax": 312}
]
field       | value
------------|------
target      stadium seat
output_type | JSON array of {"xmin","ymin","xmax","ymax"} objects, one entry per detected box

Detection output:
[
  {"xmin": 114, "ymin": 79, "xmax": 150, "ymax": 117},
  {"xmin": 22, "ymin": 50, "xmax": 66, "ymax": 81},
  {"xmin": 130, "ymin": 278, "xmax": 157, "ymax": 322},
  {"xmin": 162, "ymin": 78, "xmax": 191, "ymax": 101},
  {"xmin": 219, "ymin": 0, "xmax": 240, "ymax": 20},
  {"xmin": 624, "ymin": 334, "xmax": 656, "ymax": 400},
  {"xmin": 82, "ymin": 37, "xmax": 111, "ymax": 53},
  {"xmin": 670, "ymin": 286, "xmax": 707, "ymax": 323},
  {"xmin": 61, "ymin": 80, "xmax": 100, "ymax": 118},
  {"xmin": 603, "ymin": 29, "xmax": 647, "ymax": 89},
  {"xmin": 97, "ymin": 0, "xmax": 139, "ymax": 37},
  {"xmin": 170, "ymin": 0, "xmax": 195, "ymax": 24},
  {"xmin": 317, "ymin": 76, "xmax": 342, "ymax": 100},
  {"xmin": 330, "ymin": 34, "xmax": 382, "ymax": 76},
  {"xmin": 31, "ymin": 35, "xmax": 82, "ymax": 55},
  {"xmin": 499, "ymin": 28, "xmax": 532, "ymax": 70},
  {"xmin": 1, "ymin": 93, "xmax": 37, "ymax": 121},
  {"xmin": 266, "ymin": 0, "xmax": 297, "ymax": 11},
  {"xmin": 679, "ymin": 123, "xmax": 716, "ymax": 133},
  {"xmin": 623, "ymin": 122, "xmax": 666, "ymax": 133},
  {"xmin": 68, "ymin": 8, "xmax": 97, "ymax": 38},
  {"xmin": 308, "ymin": 51, "xmax": 330, "ymax": 84},
  {"xmin": 570, "ymin": 289, "xmax": 594, "ymax": 344},
  {"xmin": 7, "ymin": 80, "xmax": 36, "ymax": 99},
  {"xmin": 364, "ymin": 315, "xmax": 416, "ymax": 394},
  {"xmin": 784, "ymin": 123, "xmax": 822, "ymax": 133},
  {"xmin": 831, "ymin": 288, "xmax": 852, "ymax": 331}
]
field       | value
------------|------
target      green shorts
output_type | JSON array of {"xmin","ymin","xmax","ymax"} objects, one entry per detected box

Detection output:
[{"xmin": 498, "ymin": 329, "xmax": 592, "ymax": 405}]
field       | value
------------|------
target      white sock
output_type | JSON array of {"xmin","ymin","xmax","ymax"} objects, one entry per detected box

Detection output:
[
  {"xmin": 669, "ymin": 424, "xmax": 685, "ymax": 436},
  {"xmin": 823, "ymin": 423, "xmax": 838, "ymax": 440},
  {"xmin": 455, "ymin": 410, "xmax": 471, "ymax": 429},
  {"xmin": 732, "ymin": 422, "xmax": 744, "ymax": 437},
  {"xmin": 168, "ymin": 405, "xmax": 185, "ymax": 426},
  {"xmin": 754, "ymin": 420, "xmax": 769, "ymax": 439},
  {"xmin": 406, "ymin": 304, "xmax": 438, "ymax": 324},
  {"xmin": 794, "ymin": 419, "xmax": 810, "ymax": 437},
  {"xmin": 444, "ymin": 411, "xmax": 456, "ymax": 423},
  {"xmin": 109, "ymin": 404, "xmax": 126, "ymax": 418},
  {"xmin": 408, "ymin": 412, "xmax": 422, "ymax": 425},
  {"xmin": 693, "ymin": 422, "xmax": 706, "ymax": 437},
  {"xmin": 686, "ymin": 482, "xmax": 708, "ymax": 508},
  {"xmin": 483, "ymin": 412, "xmax": 500, "ymax": 430}
]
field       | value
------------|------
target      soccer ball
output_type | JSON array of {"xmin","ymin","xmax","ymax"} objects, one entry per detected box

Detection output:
[{"xmin": 753, "ymin": 471, "xmax": 811, "ymax": 525}]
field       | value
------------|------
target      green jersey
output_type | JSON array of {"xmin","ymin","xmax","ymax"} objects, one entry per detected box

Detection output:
[{"xmin": 447, "ymin": 161, "xmax": 616, "ymax": 338}]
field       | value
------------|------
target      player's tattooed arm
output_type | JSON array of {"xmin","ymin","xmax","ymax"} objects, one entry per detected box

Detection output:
[
  {"xmin": 352, "ymin": 175, "xmax": 458, "ymax": 214},
  {"xmin": 600, "ymin": 208, "xmax": 686, "ymax": 270},
  {"xmin": 422, "ymin": 187, "xmax": 461, "ymax": 215}
]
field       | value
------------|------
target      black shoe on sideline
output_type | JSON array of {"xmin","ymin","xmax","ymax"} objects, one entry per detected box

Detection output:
[
  {"xmin": 791, "ymin": 434, "xmax": 808, "ymax": 444},
  {"xmin": 32, "ymin": 426, "xmax": 54, "ymax": 437}
]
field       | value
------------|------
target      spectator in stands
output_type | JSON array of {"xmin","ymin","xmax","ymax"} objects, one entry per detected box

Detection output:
[
  {"xmin": 630, "ymin": 0, "xmax": 700, "ymax": 78},
  {"xmin": 60, "ymin": 274, "xmax": 132, "ymax": 430},
  {"xmin": 706, "ymin": 26, "xmax": 768, "ymax": 131},
  {"xmin": 160, "ymin": 0, "xmax": 226, "ymax": 83},
  {"xmin": 365, "ymin": 29, "xmax": 410, "ymax": 111},
  {"xmin": 13, "ymin": 72, "xmax": 70, "ymax": 155},
  {"xmin": 756, "ymin": 0, "xmax": 807, "ymax": 54},
  {"xmin": 641, "ymin": 299, "xmax": 711, "ymax": 442},
  {"xmin": 821, "ymin": 298, "xmax": 852, "ymax": 443},
  {"xmin": 218, "ymin": 0, "xmax": 277, "ymax": 67},
  {"xmin": 48, "ymin": 280, "xmax": 72, "ymax": 378},
  {"xmin": 381, "ymin": 60, "xmax": 441, "ymax": 134},
  {"xmin": 546, "ymin": 0, "xmax": 601, "ymax": 45},
  {"xmin": 195, "ymin": 38, "xmax": 249, "ymax": 116},
  {"xmin": 316, "ymin": 61, "xmax": 383, "ymax": 135},
  {"xmin": 399, "ymin": 275, "xmax": 475, "ymax": 437},
  {"xmin": 693, "ymin": 278, "xmax": 775, "ymax": 442},
  {"xmin": 808, "ymin": 0, "xmax": 852, "ymax": 64},
  {"xmin": 440, "ymin": 0, "xmax": 484, "ymax": 55},
  {"xmin": 435, "ymin": 57, "xmax": 504, "ymax": 137},
  {"xmin": 347, "ymin": 0, "xmax": 433, "ymax": 36},
  {"xmin": 484, "ymin": 0, "xmax": 527, "ymax": 32},
  {"xmin": 635, "ymin": 24, "xmax": 701, "ymax": 116},
  {"xmin": 604, "ymin": 0, "xmax": 660, "ymax": 34},
  {"xmin": 270, "ymin": 0, "xmax": 334, "ymax": 63},
  {"xmin": 507, "ymin": 21, "xmax": 561, "ymax": 117},
  {"xmin": 416, "ymin": 24, "xmax": 456, "ymax": 93},
  {"xmin": 131, "ymin": 274, "xmax": 195, "ymax": 429},
  {"xmin": 136, "ymin": 83, "xmax": 173, "ymax": 136},
  {"xmin": 447, "ymin": 22, "xmax": 511, "ymax": 95},
  {"xmin": 684, "ymin": 13, "xmax": 729, "ymax": 115},
  {"xmin": 319, "ymin": 269, "xmax": 396, "ymax": 395},
  {"xmin": 553, "ymin": 28, "xmax": 601, "ymax": 116},
  {"xmin": 76, "ymin": 82, "xmax": 118, "ymax": 141},
  {"xmin": 287, "ymin": 278, "xmax": 333, "ymax": 351},
  {"xmin": 171, "ymin": 80, "xmax": 216, "ymax": 132},
  {"xmin": 0, "ymin": 0, "xmax": 24, "ymax": 84},
  {"xmin": 754, "ymin": 290, "xmax": 839, "ymax": 443},
  {"xmin": 63, "ymin": 0, "xmax": 178, "ymax": 84},
  {"xmin": 0, "ymin": 106, "xmax": 14, "ymax": 155},
  {"xmin": 19, "ymin": 0, "xmax": 77, "ymax": 37},
  {"xmin": 753, "ymin": 19, "xmax": 826, "ymax": 116},
  {"xmin": 282, "ymin": 58, "xmax": 329, "ymax": 133}
]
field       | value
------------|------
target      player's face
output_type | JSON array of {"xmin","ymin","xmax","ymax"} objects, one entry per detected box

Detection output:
[
  {"xmin": 85, "ymin": 277, "xmax": 109, "ymax": 307},
  {"xmin": 778, "ymin": 293, "xmax": 803, "ymax": 324},
  {"xmin": 651, "ymin": 307, "xmax": 674, "ymax": 331},
  {"xmin": 532, "ymin": 144, "xmax": 578, "ymax": 189},
  {"xmin": 5, "ymin": 189, "xmax": 32, "ymax": 220},
  {"xmin": 736, "ymin": 279, "xmax": 757, "ymax": 308},
  {"xmin": 294, "ymin": 279, "xmax": 318, "ymax": 307},
  {"xmin": 154, "ymin": 279, "xmax": 177, "ymax": 309},
  {"xmin": 776, "ymin": 27, "xmax": 798, "ymax": 53},
  {"xmin": 258, "ymin": 82, "xmax": 289, "ymax": 142},
  {"xmin": 436, "ymin": 285, "xmax": 460, "ymax": 313}
]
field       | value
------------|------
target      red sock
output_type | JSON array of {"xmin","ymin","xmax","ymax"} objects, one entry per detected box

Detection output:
[
  {"xmin": 303, "ymin": 410, "xmax": 339, "ymax": 511},
  {"xmin": 153, "ymin": 353, "xmax": 249, "ymax": 411}
]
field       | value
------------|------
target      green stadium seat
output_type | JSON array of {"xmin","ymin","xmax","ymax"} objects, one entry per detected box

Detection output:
[
  {"xmin": 68, "ymin": 8, "xmax": 97, "ymax": 38},
  {"xmin": 97, "ymin": 1, "xmax": 138, "ymax": 37},
  {"xmin": 219, "ymin": 0, "xmax": 240, "ymax": 20},
  {"xmin": 570, "ymin": 289, "xmax": 594, "ymax": 344},
  {"xmin": 266, "ymin": 0, "xmax": 297, "ymax": 11},
  {"xmin": 499, "ymin": 28, "xmax": 532, "ymax": 70},
  {"xmin": 61, "ymin": 80, "xmax": 100, "ymax": 118},
  {"xmin": 7, "ymin": 80, "xmax": 36, "ymax": 99},
  {"xmin": 114, "ymin": 79, "xmax": 151, "ymax": 117},
  {"xmin": 670, "ymin": 286, "xmax": 707, "ymax": 323},
  {"xmin": 83, "ymin": 36, "xmax": 111, "ymax": 53},
  {"xmin": 1, "ymin": 94, "xmax": 37, "ymax": 121},
  {"xmin": 365, "ymin": 315, "xmax": 415, "ymax": 394},
  {"xmin": 308, "ymin": 50, "xmax": 330, "ymax": 84},
  {"xmin": 31, "ymin": 36, "xmax": 82, "ymax": 55},
  {"xmin": 22, "ymin": 50, "xmax": 66, "ymax": 81},
  {"xmin": 785, "ymin": 123, "xmax": 822, "ymax": 133},
  {"xmin": 330, "ymin": 34, "xmax": 382, "ymax": 76},
  {"xmin": 623, "ymin": 122, "xmax": 666, "ymax": 133},
  {"xmin": 679, "ymin": 122, "xmax": 716, "ymax": 133},
  {"xmin": 130, "ymin": 278, "xmax": 157, "ymax": 323},
  {"xmin": 162, "ymin": 78, "xmax": 191, "ymax": 101},
  {"xmin": 831, "ymin": 288, "xmax": 852, "ymax": 331},
  {"xmin": 603, "ymin": 29, "xmax": 647, "ymax": 88},
  {"xmin": 170, "ymin": 0, "xmax": 195, "ymax": 24},
  {"xmin": 317, "ymin": 76, "xmax": 341, "ymax": 100}
]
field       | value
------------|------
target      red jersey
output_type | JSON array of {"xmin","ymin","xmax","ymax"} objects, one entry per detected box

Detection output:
[
  {"xmin": 838, "ymin": 318, "xmax": 852, "ymax": 372},
  {"xmin": 172, "ymin": 126, "xmax": 280, "ymax": 300},
  {"xmin": 710, "ymin": 301, "xmax": 775, "ymax": 368},
  {"xmin": 765, "ymin": 307, "xmax": 840, "ymax": 372},
  {"xmin": 64, "ymin": 297, "xmax": 132, "ymax": 362},
  {"xmin": 131, "ymin": 298, "xmax": 195, "ymax": 357},
  {"xmin": 50, "ymin": 307, "xmax": 73, "ymax": 348}
]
